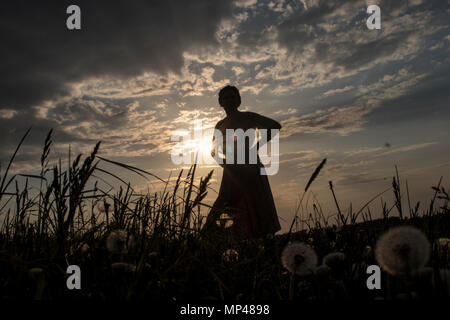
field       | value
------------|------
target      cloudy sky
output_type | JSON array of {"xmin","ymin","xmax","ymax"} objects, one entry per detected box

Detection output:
[{"xmin": 1, "ymin": 0, "xmax": 449, "ymax": 233}]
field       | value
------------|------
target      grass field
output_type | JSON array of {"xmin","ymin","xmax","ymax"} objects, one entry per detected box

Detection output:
[{"xmin": 0, "ymin": 129, "xmax": 449, "ymax": 301}]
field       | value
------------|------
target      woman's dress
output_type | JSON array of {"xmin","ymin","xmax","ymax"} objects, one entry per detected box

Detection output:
[{"xmin": 208, "ymin": 111, "xmax": 281, "ymax": 239}]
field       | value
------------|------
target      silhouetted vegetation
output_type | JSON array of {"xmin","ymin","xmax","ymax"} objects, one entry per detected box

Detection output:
[{"xmin": 0, "ymin": 129, "xmax": 448, "ymax": 300}]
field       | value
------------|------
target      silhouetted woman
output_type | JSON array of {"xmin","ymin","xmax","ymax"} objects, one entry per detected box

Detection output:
[{"xmin": 206, "ymin": 85, "xmax": 281, "ymax": 239}]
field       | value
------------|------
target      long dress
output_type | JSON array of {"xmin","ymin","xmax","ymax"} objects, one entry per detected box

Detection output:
[{"xmin": 208, "ymin": 111, "xmax": 281, "ymax": 239}]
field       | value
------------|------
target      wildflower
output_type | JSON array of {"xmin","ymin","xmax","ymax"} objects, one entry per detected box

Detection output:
[
  {"xmin": 281, "ymin": 242, "xmax": 317, "ymax": 276},
  {"xmin": 375, "ymin": 226, "xmax": 430, "ymax": 276},
  {"xmin": 111, "ymin": 262, "xmax": 136, "ymax": 274},
  {"xmin": 216, "ymin": 213, "xmax": 234, "ymax": 228},
  {"xmin": 106, "ymin": 229, "xmax": 135, "ymax": 255},
  {"xmin": 28, "ymin": 268, "xmax": 44, "ymax": 281},
  {"xmin": 222, "ymin": 249, "xmax": 239, "ymax": 264}
]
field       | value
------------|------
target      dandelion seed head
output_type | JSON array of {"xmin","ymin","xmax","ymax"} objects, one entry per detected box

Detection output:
[
  {"xmin": 281, "ymin": 242, "xmax": 317, "ymax": 276},
  {"xmin": 322, "ymin": 252, "xmax": 345, "ymax": 269},
  {"xmin": 106, "ymin": 229, "xmax": 135, "ymax": 254},
  {"xmin": 375, "ymin": 226, "xmax": 430, "ymax": 276}
]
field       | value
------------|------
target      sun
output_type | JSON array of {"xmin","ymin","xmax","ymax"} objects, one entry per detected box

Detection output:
[{"xmin": 197, "ymin": 138, "xmax": 213, "ymax": 157}]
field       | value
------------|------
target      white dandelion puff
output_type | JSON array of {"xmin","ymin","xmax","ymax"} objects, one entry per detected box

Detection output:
[
  {"xmin": 281, "ymin": 242, "xmax": 318, "ymax": 276},
  {"xmin": 106, "ymin": 229, "xmax": 135, "ymax": 254},
  {"xmin": 322, "ymin": 252, "xmax": 346, "ymax": 269},
  {"xmin": 375, "ymin": 226, "xmax": 430, "ymax": 276}
]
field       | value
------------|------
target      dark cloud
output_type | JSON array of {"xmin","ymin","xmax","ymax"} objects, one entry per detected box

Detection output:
[
  {"xmin": 46, "ymin": 98, "xmax": 129, "ymax": 130},
  {"xmin": 334, "ymin": 30, "xmax": 415, "ymax": 71},
  {"xmin": 125, "ymin": 143, "xmax": 157, "ymax": 152},
  {"xmin": 0, "ymin": 111, "xmax": 90, "ymax": 152},
  {"xmin": 235, "ymin": 0, "xmax": 447, "ymax": 78},
  {"xmin": 276, "ymin": 0, "xmax": 357, "ymax": 54},
  {"xmin": 0, "ymin": 0, "xmax": 234, "ymax": 111}
]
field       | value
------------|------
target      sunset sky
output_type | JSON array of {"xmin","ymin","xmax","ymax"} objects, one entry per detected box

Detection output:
[{"xmin": 1, "ymin": 0, "xmax": 449, "ymax": 233}]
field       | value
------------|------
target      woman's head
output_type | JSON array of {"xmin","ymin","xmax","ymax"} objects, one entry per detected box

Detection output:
[{"xmin": 219, "ymin": 85, "xmax": 241, "ymax": 111}]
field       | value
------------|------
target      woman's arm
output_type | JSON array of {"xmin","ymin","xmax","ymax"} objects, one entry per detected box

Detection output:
[
  {"xmin": 248, "ymin": 112, "xmax": 281, "ymax": 144},
  {"xmin": 248, "ymin": 112, "xmax": 282, "ymax": 131}
]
